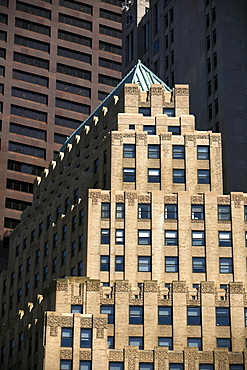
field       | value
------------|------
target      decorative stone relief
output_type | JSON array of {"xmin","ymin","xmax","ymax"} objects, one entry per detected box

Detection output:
[
  {"xmin": 201, "ymin": 282, "xmax": 215, "ymax": 293},
  {"xmin": 136, "ymin": 133, "xmax": 147, "ymax": 145},
  {"xmin": 89, "ymin": 191, "xmax": 101, "ymax": 205},
  {"xmin": 101, "ymin": 194, "xmax": 110, "ymax": 202},
  {"xmin": 196, "ymin": 135, "xmax": 209, "ymax": 140},
  {"xmin": 80, "ymin": 317, "xmax": 92, "ymax": 328},
  {"xmin": 125, "ymin": 86, "xmax": 139, "ymax": 95},
  {"xmin": 127, "ymin": 192, "xmax": 137, "ymax": 205},
  {"xmin": 191, "ymin": 195, "xmax": 204, "ymax": 204},
  {"xmin": 161, "ymin": 134, "xmax": 172, "ymax": 141},
  {"xmin": 168, "ymin": 352, "xmax": 183, "ymax": 362},
  {"xmin": 115, "ymin": 281, "xmax": 129, "ymax": 292},
  {"xmin": 215, "ymin": 351, "xmax": 228, "ymax": 370},
  {"xmin": 138, "ymin": 350, "xmax": 153, "ymax": 362},
  {"xmin": 125, "ymin": 347, "xmax": 138, "ymax": 370},
  {"xmin": 115, "ymin": 195, "xmax": 124, "ymax": 203},
  {"xmin": 47, "ymin": 316, "xmax": 73, "ymax": 327},
  {"xmin": 228, "ymin": 353, "xmax": 244, "ymax": 364},
  {"xmin": 56, "ymin": 280, "xmax": 68, "ymax": 291},
  {"xmin": 60, "ymin": 350, "xmax": 72, "ymax": 359},
  {"xmin": 164, "ymin": 195, "xmax": 177, "ymax": 203},
  {"xmin": 229, "ymin": 283, "xmax": 244, "ymax": 294},
  {"xmin": 231, "ymin": 194, "xmax": 243, "ymax": 208},
  {"xmin": 86, "ymin": 281, "xmax": 100, "ymax": 291},
  {"xmin": 94, "ymin": 318, "xmax": 108, "ymax": 338},
  {"xmin": 210, "ymin": 135, "xmax": 221, "ymax": 145},
  {"xmin": 109, "ymin": 350, "xmax": 124, "ymax": 362},
  {"xmin": 185, "ymin": 349, "xmax": 198, "ymax": 370},
  {"xmin": 198, "ymin": 352, "xmax": 213, "ymax": 363},
  {"xmin": 173, "ymin": 282, "xmax": 186, "ymax": 293},
  {"xmin": 50, "ymin": 326, "xmax": 57, "ymax": 336},
  {"xmin": 244, "ymin": 197, "xmax": 247, "ymax": 205},
  {"xmin": 185, "ymin": 135, "xmax": 197, "ymax": 145},
  {"xmin": 155, "ymin": 348, "xmax": 169, "ymax": 370},
  {"xmin": 175, "ymin": 87, "xmax": 189, "ymax": 96},
  {"xmin": 138, "ymin": 195, "xmax": 151, "ymax": 203},
  {"xmin": 144, "ymin": 282, "xmax": 158, "ymax": 292},
  {"xmin": 217, "ymin": 196, "xmax": 230, "ymax": 205},
  {"xmin": 150, "ymin": 86, "xmax": 163, "ymax": 95},
  {"xmin": 79, "ymin": 351, "xmax": 92, "ymax": 360}
]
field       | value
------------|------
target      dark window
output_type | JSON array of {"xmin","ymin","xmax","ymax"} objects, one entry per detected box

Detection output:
[
  {"xmin": 158, "ymin": 306, "xmax": 172, "ymax": 325},
  {"xmin": 218, "ymin": 205, "xmax": 231, "ymax": 221},
  {"xmin": 140, "ymin": 364, "xmax": 153, "ymax": 370},
  {"xmin": 138, "ymin": 256, "xmax": 151, "ymax": 272},
  {"xmin": 219, "ymin": 231, "xmax": 231, "ymax": 246},
  {"xmin": 101, "ymin": 305, "xmax": 114, "ymax": 324},
  {"xmin": 148, "ymin": 168, "xmax": 160, "ymax": 183},
  {"xmin": 188, "ymin": 338, "xmax": 202, "ymax": 350},
  {"xmin": 12, "ymin": 87, "xmax": 48, "ymax": 104},
  {"xmin": 158, "ymin": 337, "xmax": 173, "ymax": 350},
  {"xmin": 10, "ymin": 123, "xmax": 46, "ymax": 140},
  {"xmin": 74, "ymin": 189, "xmax": 78, "ymax": 204},
  {"xmin": 0, "ymin": 48, "xmax": 6, "ymax": 59},
  {"xmin": 139, "ymin": 107, "xmax": 151, "ymax": 116},
  {"xmin": 100, "ymin": 8, "xmax": 121, "ymax": 23},
  {"xmin": 129, "ymin": 337, "xmax": 143, "ymax": 350},
  {"xmin": 98, "ymin": 91, "xmax": 108, "ymax": 101},
  {"xmin": 57, "ymin": 64, "xmax": 91, "ymax": 81},
  {"xmin": 99, "ymin": 24, "xmax": 121, "ymax": 39},
  {"xmin": 99, "ymin": 41, "xmax": 122, "ymax": 55},
  {"xmin": 144, "ymin": 125, "xmax": 156, "ymax": 135},
  {"xmin": 13, "ymin": 69, "xmax": 48, "ymax": 87},
  {"xmin": 116, "ymin": 203, "xmax": 124, "ymax": 219},
  {"xmin": 197, "ymin": 146, "xmax": 209, "ymax": 160},
  {"xmin": 61, "ymin": 328, "xmax": 73, "ymax": 347},
  {"xmin": 168, "ymin": 126, "xmax": 180, "ymax": 135},
  {"xmin": 116, "ymin": 229, "xmax": 124, "ymax": 244},
  {"xmin": 94, "ymin": 158, "xmax": 99, "ymax": 174},
  {"xmin": 198, "ymin": 170, "xmax": 210, "ymax": 184},
  {"xmin": 192, "ymin": 231, "xmax": 205, "ymax": 246},
  {"xmin": 53, "ymin": 233, "xmax": 58, "ymax": 248},
  {"xmin": 109, "ymin": 363, "xmax": 123, "ymax": 370},
  {"xmin": 0, "ymin": 30, "xmax": 7, "ymax": 42},
  {"xmin": 164, "ymin": 204, "xmax": 177, "ymax": 220},
  {"xmin": 54, "ymin": 133, "xmax": 67, "ymax": 144},
  {"xmin": 5, "ymin": 198, "xmax": 31, "ymax": 211},
  {"xmin": 62, "ymin": 225, "xmax": 67, "ymax": 240},
  {"xmin": 71, "ymin": 305, "xmax": 83, "ymax": 314},
  {"xmin": 35, "ymin": 273, "xmax": 39, "ymax": 288},
  {"xmin": 55, "ymin": 115, "xmax": 81, "ymax": 130},
  {"xmin": 191, "ymin": 205, "xmax": 204, "ymax": 220},
  {"xmin": 217, "ymin": 338, "xmax": 231, "ymax": 351},
  {"xmin": 173, "ymin": 169, "xmax": 185, "ymax": 183},
  {"xmin": 115, "ymin": 256, "xmax": 124, "ymax": 272},
  {"xmin": 60, "ymin": 360, "xmax": 72, "ymax": 370},
  {"xmin": 123, "ymin": 168, "xmax": 135, "ymax": 182},
  {"xmin": 36, "ymin": 249, "xmax": 40, "ymax": 264},
  {"xmin": 99, "ymin": 57, "xmax": 122, "ymax": 71},
  {"xmin": 11, "ymin": 104, "xmax": 47, "ymax": 122},
  {"xmin": 187, "ymin": 307, "xmax": 201, "ymax": 325},
  {"xmin": 58, "ymin": 13, "xmax": 92, "ymax": 31},
  {"xmin": 138, "ymin": 204, "xmax": 151, "ymax": 219},
  {"xmin": 58, "ymin": 30, "xmax": 91, "ymax": 48},
  {"xmin": 0, "ymin": 65, "xmax": 5, "ymax": 77},
  {"xmin": 101, "ymin": 203, "xmax": 110, "ymax": 218},
  {"xmin": 138, "ymin": 230, "xmax": 151, "ymax": 245},
  {"xmin": 214, "ymin": 75, "xmax": 218, "ymax": 91},
  {"xmin": 216, "ymin": 307, "xmax": 230, "ymax": 326},
  {"xmin": 123, "ymin": 144, "xmax": 135, "ymax": 158},
  {"xmin": 173, "ymin": 145, "xmax": 184, "ymax": 159},
  {"xmin": 213, "ymin": 52, "xmax": 217, "ymax": 68},
  {"xmin": 14, "ymin": 35, "xmax": 50, "ymax": 53},
  {"xmin": 220, "ymin": 258, "xmax": 232, "ymax": 273},
  {"xmin": 59, "ymin": 0, "xmax": 92, "ymax": 14},
  {"xmin": 101, "ymin": 0, "xmax": 122, "ymax": 5},
  {"xmin": 0, "ymin": 14, "xmax": 7, "ymax": 24},
  {"xmin": 129, "ymin": 306, "xmax": 143, "ymax": 324},
  {"xmin": 43, "ymin": 265, "xmax": 48, "ymax": 281},
  {"xmin": 71, "ymin": 241, "xmax": 76, "ymax": 257},
  {"xmin": 52, "ymin": 258, "xmax": 57, "ymax": 273},
  {"xmin": 192, "ymin": 257, "xmax": 206, "ymax": 273},
  {"xmin": 57, "ymin": 46, "xmax": 91, "ymax": 64},
  {"xmin": 44, "ymin": 241, "xmax": 49, "ymax": 256},
  {"xmin": 100, "ymin": 255, "xmax": 109, "ymax": 271},
  {"xmin": 15, "ymin": 18, "xmax": 50, "ymax": 36},
  {"xmin": 4, "ymin": 217, "xmax": 20, "ymax": 229},
  {"xmin": 229, "ymin": 366, "xmax": 243, "ymax": 370},
  {"xmin": 165, "ymin": 230, "xmax": 177, "ymax": 246},
  {"xmin": 148, "ymin": 145, "xmax": 160, "ymax": 159},
  {"xmin": 16, "ymin": 1, "xmax": 51, "ymax": 18},
  {"xmin": 80, "ymin": 329, "xmax": 92, "ymax": 348},
  {"xmin": 56, "ymin": 98, "xmax": 90, "ymax": 114},
  {"xmin": 98, "ymin": 74, "xmax": 120, "ymax": 87},
  {"xmin": 9, "ymin": 141, "xmax": 46, "ymax": 158},
  {"xmin": 6, "ymin": 178, "xmax": 33, "ymax": 193},
  {"xmin": 165, "ymin": 257, "xmax": 178, "ymax": 272},
  {"xmin": 56, "ymin": 80, "xmax": 90, "ymax": 98}
]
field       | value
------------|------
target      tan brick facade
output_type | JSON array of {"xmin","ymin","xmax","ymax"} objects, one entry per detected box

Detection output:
[{"xmin": 0, "ymin": 75, "xmax": 246, "ymax": 369}]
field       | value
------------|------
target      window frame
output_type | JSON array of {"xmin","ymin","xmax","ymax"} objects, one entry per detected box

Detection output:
[
  {"xmin": 61, "ymin": 328, "xmax": 73, "ymax": 347},
  {"xmin": 218, "ymin": 205, "xmax": 231, "ymax": 221},
  {"xmin": 191, "ymin": 205, "xmax": 204, "ymax": 220},
  {"xmin": 197, "ymin": 146, "xmax": 210, "ymax": 160},
  {"xmin": 158, "ymin": 306, "xmax": 172, "ymax": 325},
  {"xmin": 218, "ymin": 231, "xmax": 231, "ymax": 247},
  {"xmin": 100, "ymin": 255, "xmax": 110, "ymax": 271},
  {"xmin": 138, "ymin": 204, "xmax": 151, "ymax": 219},
  {"xmin": 123, "ymin": 144, "xmax": 135, "ymax": 158},
  {"xmin": 123, "ymin": 168, "xmax": 135, "ymax": 182},
  {"xmin": 173, "ymin": 169, "xmax": 185, "ymax": 183},
  {"xmin": 129, "ymin": 306, "xmax": 143, "ymax": 325},
  {"xmin": 148, "ymin": 168, "xmax": 160, "ymax": 183},
  {"xmin": 138, "ymin": 256, "xmax": 151, "ymax": 272},
  {"xmin": 192, "ymin": 257, "xmax": 206, "ymax": 273},
  {"xmin": 165, "ymin": 257, "xmax": 178, "ymax": 272},
  {"xmin": 198, "ymin": 170, "xmax": 210, "ymax": 184},
  {"xmin": 138, "ymin": 230, "xmax": 151, "ymax": 245},
  {"xmin": 192, "ymin": 231, "xmax": 205, "ymax": 246},
  {"xmin": 172, "ymin": 145, "xmax": 184, "ymax": 159},
  {"xmin": 187, "ymin": 307, "xmax": 201, "ymax": 325},
  {"xmin": 165, "ymin": 230, "xmax": 178, "ymax": 246},
  {"xmin": 148, "ymin": 144, "xmax": 160, "ymax": 159},
  {"xmin": 219, "ymin": 258, "xmax": 232, "ymax": 273}
]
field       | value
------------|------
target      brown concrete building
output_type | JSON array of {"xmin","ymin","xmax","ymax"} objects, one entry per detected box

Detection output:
[
  {"xmin": 0, "ymin": 0, "xmax": 122, "ymax": 269},
  {"xmin": 122, "ymin": 0, "xmax": 247, "ymax": 195},
  {"xmin": 0, "ymin": 62, "xmax": 247, "ymax": 369}
]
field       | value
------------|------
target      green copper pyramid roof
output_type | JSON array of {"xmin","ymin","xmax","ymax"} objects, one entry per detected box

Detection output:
[{"xmin": 61, "ymin": 60, "xmax": 171, "ymax": 151}]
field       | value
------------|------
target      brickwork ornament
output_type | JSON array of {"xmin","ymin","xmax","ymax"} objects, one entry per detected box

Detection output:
[
  {"xmin": 229, "ymin": 353, "xmax": 244, "ymax": 364},
  {"xmin": 127, "ymin": 192, "xmax": 137, "ymax": 205},
  {"xmin": 136, "ymin": 133, "xmax": 147, "ymax": 145},
  {"xmin": 101, "ymin": 194, "xmax": 111, "ymax": 203},
  {"xmin": 161, "ymin": 134, "xmax": 172, "ymax": 141},
  {"xmin": 185, "ymin": 349, "xmax": 198, "ymax": 370},
  {"xmin": 144, "ymin": 281, "xmax": 158, "ymax": 292},
  {"xmin": 185, "ymin": 135, "xmax": 197, "ymax": 145},
  {"xmin": 191, "ymin": 195, "xmax": 204, "ymax": 204},
  {"xmin": 115, "ymin": 281, "xmax": 129, "ymax": 292},
  {"xmin": 196, "ymin": 134, "xmax": 209, "ymax": 140},
  {"xmin": 164, "ymin": 195, "xmax": 177, "ymax": 203},
  {"xmin": 56, "ymin": 280, "xmax": 68, "ymax": 291},
  {"xmin": 229, "ymin": 283, "xmax": 244, "ymax": 294},
  {"xmin": 168, "ymin": 352, "xmax": 183, "ymax": 363},
  {"xmin": 175, "ymin": 87, "xmax": 189, "ymax": 96},
  {"xmin": 217, "ymin": 196, "xmax": 230, "ymax": 205},
  {"xmin": 50, "ymin": 326, "xmax": 57, "ymax": 336},
  {"xmin": 115, "ymin": 194, "xmax": 124, "ymax": 203},
  {"xmin": 60, "ymin": 350, "xmax": 72, "ymax": 359},
  {"xmin": 244, "ymin": 197, "xmax": 247, "ymax": 205},
  {"xmin": 86, "ymin": 281, "xmax": 100, "ymax": 291},
  {"xmin": 125, "ymin": 86, "xmax": 139, "ymax": 95},
  {"xmin": 94, "ymin": 318, "xmax": 108, "ymax": 338},
  {"xmin": 215, "ymin": 351, "xmax": 228, "ymax": 370},
  {"xmin": 79, "ymin": 351, "xmax": 92, "ymax": 360},
  {"xmin": 155, "ymin": 348, "xmax": 169, "ymax": 370},
  {"xmin": 80, "ymin": 317, "xmax": 92, "ymax": 328},
  {"xmin": 109, "ymin": 350, "xmax": 124, "ymax": 362},
  {"xmin": 201, "ymin": 282, "xmax": 215, "ymax": 293},
  {"xmin": 210, "ymin": 135, "xmax": 221, "ymax": 145},
  {"xmin": 125, "ymin": 347, "xmax": 138, "ymax": 370},
  {"xmin": 138, "ymin": 195, "xmax": 151, "ymax": 203},
  {"xmin": 47, "ymin": 316, "xmax": 73, "ymax": 328},
  {"xmin": 173, "ymin": 281, "xmax": 186, "ymax": 293},
  {"xmin": 138, "ymin": 350, "xmax": 153, "ymax": 362},
  {"xmin": 231, "ymin": 194, "xmax": 243, "ymax": 208},
  {"xmin": 89, "ymin": 191, "xmax": 101, "ymax": 205},
  {"xmin": 198, "ymin": 352, "xmax": 213, "ymax": 363},
  {"xmin": 71, "ymin": 284, "xmax": 84, "ymax": 304}
]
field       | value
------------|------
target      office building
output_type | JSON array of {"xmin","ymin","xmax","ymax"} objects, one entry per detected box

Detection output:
[
  {"xmin": 0, "ymin": 62, "xmax": 247, "ymax": 369},
  {"xmin": 122, "ymin": 0, "xmax": 247, "ymax": 194},
  {"xmin": 0, "ymin": 0, "xmax": 122, "ymax": 269}
]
